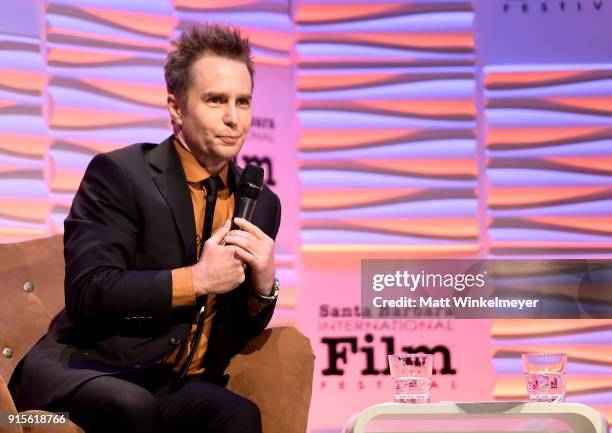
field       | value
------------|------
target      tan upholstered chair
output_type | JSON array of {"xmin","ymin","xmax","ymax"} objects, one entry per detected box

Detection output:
[{"xmin": 0, "ymin": 236, "xmax": 314, "ymax": 433}]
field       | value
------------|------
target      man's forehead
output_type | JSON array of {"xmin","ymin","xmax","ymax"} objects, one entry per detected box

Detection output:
[{"xmin": 189, "ymin": 54, "xmax": 252, "ymax": 92}]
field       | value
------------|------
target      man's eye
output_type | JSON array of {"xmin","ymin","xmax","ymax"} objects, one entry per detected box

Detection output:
[
  {"xmin": 208, "ymin": 97, "xmax": 222, "ymax": 104},
  {"xmin": 238, "ymin": 98, "xmax": 251, "ymax": 106}
]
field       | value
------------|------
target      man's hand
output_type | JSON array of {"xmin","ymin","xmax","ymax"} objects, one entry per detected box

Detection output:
[
  {"xmin": 193, "ymin": 220, "xmax": 245, "ymax": 296},
  {"xmin": 223, "ymin": 217, "xmax": 276, "ymax": 296}
]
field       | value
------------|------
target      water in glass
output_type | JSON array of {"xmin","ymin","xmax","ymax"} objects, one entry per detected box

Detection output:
[
  {"xmin": 524, "ymin": 372, "xmax": 565, "ymax": 402},
  {"xmin": 393, "ymin": 376, "xmax": 432, "ymax": 403}
]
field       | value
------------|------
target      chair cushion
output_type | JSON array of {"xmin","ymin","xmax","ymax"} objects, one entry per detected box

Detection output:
[
  {"xmin": 226, "ymin": 327, "xmax": 315, "ymax": 433},
  {"xmin": 0, "ymin": 236, "xmax": 64, "ymax": 381}
]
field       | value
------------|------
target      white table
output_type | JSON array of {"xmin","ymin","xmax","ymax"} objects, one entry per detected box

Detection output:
[{"xmin": 342, "ymin": 402, "xmax": 609, "ymax": 433}]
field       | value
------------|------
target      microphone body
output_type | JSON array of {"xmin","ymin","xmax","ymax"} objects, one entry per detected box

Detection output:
[
  {"xmin": 231, "ymin": 195, "xmax": 257, "ymax": 229},
  {"xmin": 230, "ymin": 164, "xmax": 264, "ymax": 229}
]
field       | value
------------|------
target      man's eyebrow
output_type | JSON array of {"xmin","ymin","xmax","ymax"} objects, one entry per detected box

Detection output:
[
  {"xmin": 200, "ymin": 92, "xmax": 252, "ymax": 99},
  {"xmin": 201, "ymin": 91, "xmax": 224, "ymax": 99}
]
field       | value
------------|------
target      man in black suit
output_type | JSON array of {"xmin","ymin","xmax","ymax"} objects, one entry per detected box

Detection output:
[{"xmin": 10, "ymin": 24, "xmax": 281, "ymax": 433}]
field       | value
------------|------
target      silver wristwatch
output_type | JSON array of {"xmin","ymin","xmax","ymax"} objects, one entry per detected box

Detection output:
[{"xmin": 253, "ymin": 277, "xmax": 280, "ymax": 303}]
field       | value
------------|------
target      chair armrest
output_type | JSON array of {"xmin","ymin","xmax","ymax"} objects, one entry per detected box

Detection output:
[
  {"xmin": 0, "ymin": 374, "xmax": 22, "ymax": 433},
  {"xmin": 225, "ymin": 327, "xmax": 315, "ymax": 433}
]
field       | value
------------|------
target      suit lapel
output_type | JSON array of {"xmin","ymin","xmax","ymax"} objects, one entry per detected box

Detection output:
[
  {"xmin": 228, "ymin": 160, "xmax": 241, "ymax": 194},
  {"xmin": 149, "ymin": 136, "xmax": 197, "ymax": 264}
]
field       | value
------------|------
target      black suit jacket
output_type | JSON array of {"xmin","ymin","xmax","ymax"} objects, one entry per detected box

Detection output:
[{"xmin": 11, "ymin": 136, "xmax": 281, "ymax": 410}]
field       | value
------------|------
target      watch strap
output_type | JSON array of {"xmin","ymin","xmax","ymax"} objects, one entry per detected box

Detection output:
[{"xmin": 252, "ymin": 277, "xmax": 279, "ymax": 303}]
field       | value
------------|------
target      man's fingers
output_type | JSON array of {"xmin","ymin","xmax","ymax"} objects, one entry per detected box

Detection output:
[
  {"xmin": 227, "ymin": 229, "xmax": 256, "ymax": 241},
  {"xmin": 208, "ymin": 219, "xmax": 231, "ymax": 244},
  {"xmin": 224, "ymin": 234, "xmax": 254, "ymax": 254},
  {"xmin": 233, "ymin": 245, "xmax": 255, "ymax": 264},
  {"xmin": 232, "ymin": 218, "xmax": 266, "ymax": 240}
]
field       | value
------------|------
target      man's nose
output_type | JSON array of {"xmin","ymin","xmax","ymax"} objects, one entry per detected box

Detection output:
[{"xmin": 223, "ymin": 104, "xmax": 238, "ymax": 127}]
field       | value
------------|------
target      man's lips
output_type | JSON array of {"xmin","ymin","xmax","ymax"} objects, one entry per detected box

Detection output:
[{"xmin": 217, "ymin": 135, "xmax": 241, "ymax": 144}]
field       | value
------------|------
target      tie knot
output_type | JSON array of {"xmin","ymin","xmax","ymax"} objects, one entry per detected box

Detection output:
[{"xmin": 202, "ymin": 176, "xmax": 221, "ymax": 196}]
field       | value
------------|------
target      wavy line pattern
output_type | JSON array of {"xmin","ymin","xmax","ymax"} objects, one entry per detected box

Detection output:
[
  {"xmin": 0, "ymin": 27, "xmax": 48, "ymax": 242},
  {"xmin": 486, "ymin": 66, "xmax": 612, "ymax": 424},
  {"xmin": 45, "ymin": 0, "xmax": 174, "ymax": 232},
  {"xmin": 296, "ymin": 0, "xmax": 478, "ymax": 254},
  {"xmin": 174, "ymin": 0, "xmax": 292, "ymax": 66},
  {"xmin": 484, "ymin": 64, "xmax": 612, "ymax": 255}
]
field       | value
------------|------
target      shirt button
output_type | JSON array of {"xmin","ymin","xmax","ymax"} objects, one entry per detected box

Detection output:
[
  {"xmin": 170, "ymin": 337, "xmax": 181, "ymax": 346},
  {"xmin": 23, "ymin": 281, "xmax": 34, "ymax": 292},
  {"xmin": 2, "ymin": 347, "xmax": 13, "ymax": 358}
]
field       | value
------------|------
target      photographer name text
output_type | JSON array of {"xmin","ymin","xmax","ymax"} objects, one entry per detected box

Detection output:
[{"xmin": 372, "ymin": 296, "xmax": 539, "ymax": 310}]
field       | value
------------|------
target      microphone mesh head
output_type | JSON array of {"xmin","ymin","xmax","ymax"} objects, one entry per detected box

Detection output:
[{"xmin": 238, "ymin": 165, "xmax": 264, "ymax": 199}]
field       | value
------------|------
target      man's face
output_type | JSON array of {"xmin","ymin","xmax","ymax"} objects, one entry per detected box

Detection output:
[{"xmin": 170, "ymin": 54, "xmax": 253, "ymax": 170}]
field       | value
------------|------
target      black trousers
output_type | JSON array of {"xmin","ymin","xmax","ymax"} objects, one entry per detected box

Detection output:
[{"xmin": 48, "ymin": 366, "xmax": 262, "ymax": 433}]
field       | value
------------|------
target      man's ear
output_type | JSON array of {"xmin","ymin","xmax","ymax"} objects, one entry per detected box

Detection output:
[{"xmin": 167, "ymin": 94, "xmax": 183, "ymax": 126}]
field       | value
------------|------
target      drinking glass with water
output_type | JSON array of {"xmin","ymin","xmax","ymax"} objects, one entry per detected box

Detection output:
[
  {"xmin": 521, "ymin": 353, "xmax": 567, "ymax": 403},
  {"xmin": 387, "ymin": 353, "xmax": 433, "ymax": 403}
]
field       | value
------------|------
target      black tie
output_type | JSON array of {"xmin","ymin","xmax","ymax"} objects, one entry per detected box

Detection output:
[
  {"xmin": 199, "ymin": 175, "xmax": 221, "ymax": 258},
  {"xmin": 175, "ymin": 175, "xmax": 221, "ymax": 384}
]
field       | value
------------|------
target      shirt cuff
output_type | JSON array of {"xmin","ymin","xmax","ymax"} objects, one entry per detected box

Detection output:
[
  {"xmin": 247, "ymin": 295, "xmax": 269, "ymax": 316},
  {"xmin": 171, "ymin": 267, "xmax": 196, "ymax": 308}
]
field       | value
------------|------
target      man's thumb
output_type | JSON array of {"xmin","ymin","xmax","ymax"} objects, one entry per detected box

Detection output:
[{"xmin": 209, "ymin": 219, "xmax": 231, "ymax": 244}]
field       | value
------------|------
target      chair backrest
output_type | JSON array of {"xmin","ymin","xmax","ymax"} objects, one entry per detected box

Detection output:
[{"xmin": 0, "ymin": 235, "xmax": 65, "ymax": 382}]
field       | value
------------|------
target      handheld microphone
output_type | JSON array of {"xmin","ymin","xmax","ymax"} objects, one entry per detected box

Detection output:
[{"xmin": 231, "ymin": 164, "xmax": 264, "ymax": 229}]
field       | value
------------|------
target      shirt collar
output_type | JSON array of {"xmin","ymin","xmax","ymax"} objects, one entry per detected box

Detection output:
[{"xmin": 173, "ymin": 136, "xmax": 229, "ymax": 188}]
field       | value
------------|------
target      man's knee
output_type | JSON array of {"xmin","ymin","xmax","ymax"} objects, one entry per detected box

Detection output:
[
  {"xmin": 68, "ymin": 378, "xmax": 162, "ymax": 433},
  {"xmin": 216, "ymin": 397, "xmax": 262, "ymax": 433},
  {"xmin": 109, "ymin": 385, "xmax": 159, "ymax": 418},
  {"xmin": 237, "ymin": 398, "xmax": 262, "ymax": 426}
]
